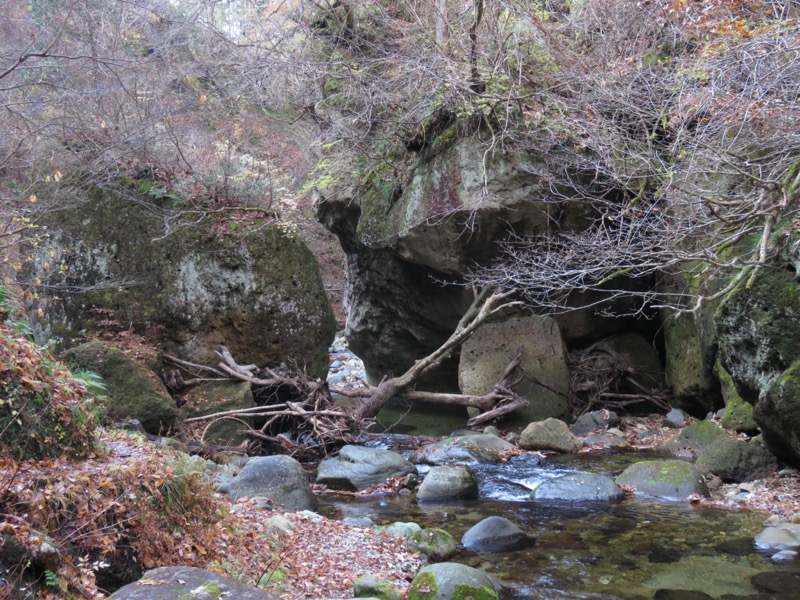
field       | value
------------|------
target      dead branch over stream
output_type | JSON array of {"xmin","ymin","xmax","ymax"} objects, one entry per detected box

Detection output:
[{"xmin": 164, "ymin": 288, "xmax": 528, "ymax": 456}]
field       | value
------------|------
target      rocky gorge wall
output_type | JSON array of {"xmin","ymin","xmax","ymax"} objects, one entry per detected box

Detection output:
[{"xmin": 316, "ymin": 132, "xmax": 800, "ymax": 466}]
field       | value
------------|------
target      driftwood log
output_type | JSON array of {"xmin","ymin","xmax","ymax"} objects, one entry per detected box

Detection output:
[{"xmin": 164, "ymin": 287, "xmax": 529, "ymax": 456}]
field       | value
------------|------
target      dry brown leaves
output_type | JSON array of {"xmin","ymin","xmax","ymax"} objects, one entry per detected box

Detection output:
[
  {"xmin": 264, "ymin": 512, "xmax": 421, "ymax": 599},
  {"xmin": 1, "ymin": 432, "xmax": 422, "ymax": 599}
]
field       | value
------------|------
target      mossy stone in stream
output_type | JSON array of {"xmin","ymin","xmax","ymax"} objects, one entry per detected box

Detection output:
[
  {"xmin": 410, "ymin": 528, "xmax": 458, "ymax": 562},
  {"xmin": 616, "ymin": 460, "xmax": 709, "ymax": 500}
]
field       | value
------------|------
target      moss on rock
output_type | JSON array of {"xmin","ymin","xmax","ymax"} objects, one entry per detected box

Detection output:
[
  {"xmin": 61, "ymin": 341, "xmax": 176, "ymax": 434},
  {"xmin": 717, "ymin": 359, "xmax": 758, "ymax": 433},
  {"xmin": 27, "ymin": 187, "xmax": 336, "ymax": 377}
]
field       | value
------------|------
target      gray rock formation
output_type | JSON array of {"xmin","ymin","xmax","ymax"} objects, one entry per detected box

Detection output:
[
  {"xmin": 352, "ymin": 575, "xmax": 404, "ymax": 600},
  {"xmin": 754, "ymin": 523, "xmax": 800, "ymax": 552},
  {"xmin": 519, "ymin": 418, "xmax": 581, "ymax": 453},
  {"xmin": 532, "ymin": 472, "xmax": 624, "ymax": 502},
  {"xmin": 459, "ymin": 316, "xmax": 572, "ymax": 422},
  {"xmin": 218, "ymin": 455, "xmax": 317, "ymax": 510},
  {"xmin": 571, "ymin": 409, "xmax": 620, "ymax": 435},
  {"xmin": 658, "ymin": 421, "xmax": 728, "ymax": 458},
  {"xmin": 616, "ymin": 460, "xmax": 709, "ymax": 500},
  {"xmin": 410, "ymin": 528, "xmax": 458, "ymax": 562},
  {"xmin": 314, "ymin": 133, "xmax": 637, "ymax": 389},
  {"xmin": 416, "ymin": 465, "xmax": 478, "ymax": 502},
  {"xmin": 317, "ymin": 445, "xmax": 417, "ymax": 491},
  {"xmin": 109, "ymin": 566, "xmax": 278, "ymax": 599},
  {"xmin": 695, "ymin": 438, "xmax": 778, "ymax": 482},
  {"xmin": 28, "ymin": 187, "xmax": 336, "ymax": 377}
]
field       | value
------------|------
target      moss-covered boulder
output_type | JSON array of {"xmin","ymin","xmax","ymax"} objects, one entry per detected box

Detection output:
[
  {"xmin": 353, "ymin": 574, "xmax": 404, "ymax": 600},
  {"xmin": 410, "ymin": 528, "xmax": 458, "ymax": 562},
  {"xmin": 695, "ymin": 437, "xmax": 778, "ymax": 482},
  {"xmin": 408, "ymin": 563, "xmax": 498, "ymax": 600},
  {"xmin": 181, "ymin": 381, "xmax": 255, "ymax": 445},
  {"xmin": 715, "ymin": 261, "xmax": 800, "ymax": 465},
  {"xmin": 658, "ymin": 267, "xmax": 723, "ymax": 414},
  {"xmin": 616, "ymin": 460, "xmax": 709, "ymax": 500},
  {"xmin": 61, "ymin": 341, "xmax": 175, "ymax": 434},
  {"xmin": 26, "ymin": 187, "xmax": 336, "ymax": 377},
  {"xmin": 658, "ymin": 421, "xmax": 728, "ymax": 458}
]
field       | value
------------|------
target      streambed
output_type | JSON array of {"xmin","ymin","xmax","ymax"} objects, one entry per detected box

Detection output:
[{"xmin": 318, "ymin": 448, "xmax": 800, "ymax": 599}]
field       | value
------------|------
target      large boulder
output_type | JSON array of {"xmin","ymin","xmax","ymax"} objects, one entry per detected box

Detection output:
[
  {"xmin": 410, "ymin": 528, "xmax": 458, "ymax": 562},
  {"xmin": 317, "ymin": 445, "xmax": 417, "ymax": 491},
  {"xmin": 218, "ymin": 455, "xmax": 317, "ymax": 510},
  {"xmin": 754, "ymin": 523, "xmax": 800, "ymax": 552},
  {"xmin": 658, "ymin": 421, "xmax": 728, "ymax": 458},
  {"xmin": 715, "ymin": 258, "xmax": 800, "ymax": 466},
  {"xmin": 571, "ymin": 409, "xmax": 620, "ymax": 435},
  {"xmin": 716, "ymin": 360, "xmax": 758, "ymax": 433},
  {"xmin": 61, "ymin": 341, "xmax": 176, "ymax": 434},
  {"xmin": 658, "ymin": 272, "xmax": 722, "ymax": 414},
  {"xmin": 459, "ymin": 316, "xmax": 572, "ymax": 423},
  {"xmin": 408, "ymin": 562, "xmax": 498, "ymax": 600},
  {"xmin": 314, "ymin": 133, "xmax": 637, "ymax": 389},
  {"xmin": 531, "ymin": 472, "xmax": 624, "ymax": 502},
  {"xmin": 109, "ymin": 566, "xmax": 278, "ymax": 599},
  {"xmin": 27, "ymin": 187, "xmax": 336, "ymax": 377},
  {"xmin": 410, "ymin": 434, "xmax": 514, "ymax": 465},
  {"xmin": 416, "ymin": 465, "xmax": 478, "ymax": 502},
  {"xmin": 695, "ymin": 438, "xmax": 778, "ymax": 482},
  {"xmin": 616, "ymin": 460, "xmax": 709, "ymax": 501}
]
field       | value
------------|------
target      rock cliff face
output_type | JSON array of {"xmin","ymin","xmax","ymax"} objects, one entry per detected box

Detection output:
[
  {"xmin": 26, "ymin": 187, "xmax": 336, "ymax": 377},
  {"xmin": 716, "ymin": 246, "xmax": 800, "ymax": 465},
  {"xmin": 315, "ymin": 132, "xmax": 638, "ymax": 389}
]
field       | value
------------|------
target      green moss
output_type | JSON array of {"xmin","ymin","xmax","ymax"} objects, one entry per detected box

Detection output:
[
  {"xmin": 28, "ymin": 184, "xmax": 336, "ymax": 377},
  {"xmin": 408, "ymin": 572, "xmax": 439, "ymax": 600},
  {"xmin": 453, "ymin": 583, "xmax": 499, "ymax": 600}
]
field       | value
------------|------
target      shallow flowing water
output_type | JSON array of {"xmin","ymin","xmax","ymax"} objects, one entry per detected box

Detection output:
[{"xmin": 318, "ymin": 446, "xmax": 800, "ymax": 599}]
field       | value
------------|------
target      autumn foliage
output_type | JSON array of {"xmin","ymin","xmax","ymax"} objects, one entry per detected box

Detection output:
[{"xmin": 0, "ymin": 321, "xmax": 98, "ymax": 461}]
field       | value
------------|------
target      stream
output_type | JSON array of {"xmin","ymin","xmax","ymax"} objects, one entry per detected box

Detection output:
[
  {"xmin": 318, "ymin": 446, "xmax": 799, "ymax": 599},
  {"xmin": 323, "ymin": 344, "xmax": 800, "ymax": 599}
]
